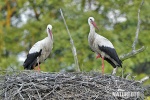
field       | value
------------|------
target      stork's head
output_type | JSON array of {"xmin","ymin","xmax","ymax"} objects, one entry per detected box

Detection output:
[
  {"xmin": 88, "ymin": 17, "xmax": 99, "ymax": 30},
  {"xmin": 47, "ymin": 24, "xmax": 53, "ymax": 40}
]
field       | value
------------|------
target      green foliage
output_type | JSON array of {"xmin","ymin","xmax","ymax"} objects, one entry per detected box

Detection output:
[{"xmin": 0, "ymin": 0, "xmax": 149, "ymax": 84}]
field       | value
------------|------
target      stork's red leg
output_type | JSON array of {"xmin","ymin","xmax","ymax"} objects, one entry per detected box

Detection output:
[
  {"xmin": 101, "ymin": 56, "xmax": 104, "ymax": 74},
  {"xmin": 96, "ymin": 54, "xmax": 101, "ymax": 59},
  {"xmin": 33, "ymin": 64, "xmax": 36, "ymax": 70},
  {"xmin": 37, "ymin": 62, "xmax": 41, "ymax": 72},
  {"xmin": 36, "ymin": 57, "xmax": 41, "ymax": 72}
]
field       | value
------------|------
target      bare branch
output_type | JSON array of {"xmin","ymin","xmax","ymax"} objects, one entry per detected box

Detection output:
[
  {"xmin": 139, "ymin": 76, "xmax": 149, "ymax": 83},
  {"xmin": 132, "ymin": 0, "xmax": 144, "ymax": 51},
  {"xmin": 59, "ymin": 9, "xmax": 80, "ymax": 72},
  {"xmin": 120, "ymin": 46, "xmax": 145, "ymax": 61},
  {"xmin": 120, "ymin": 0, "xmax": 145, "ymax": 61}
]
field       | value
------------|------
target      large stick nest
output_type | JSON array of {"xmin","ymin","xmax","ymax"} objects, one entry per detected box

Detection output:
[{"xmin": 0, "ymin": 70, "xmax": 145, "ymax": 100}]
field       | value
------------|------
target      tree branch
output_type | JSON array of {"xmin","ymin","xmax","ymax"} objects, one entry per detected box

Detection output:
[
  {"xmin": 120, "ymin": 46, "xmax": 145, "ymax": 61},
  {"xmin": 132, "ymin": 0, "xmax": 144, "ymax": 51},
  {"xmin": 119, "ymin": 0, "xmax": 145, "ymax": 61},
  {"xmin": 60, "ymin": 9, "xmax": 80, "ymax": 72},
  {"xmin": 139, "ymin": 76, "xmax": 149, "ymax": 83},
  {"xmin": 28, "ymin": 0, "xmax": 40, "ymax": 21},
  {"xmin": 5, "ymin": 0, "xmax": 16, "ymax": 27}
]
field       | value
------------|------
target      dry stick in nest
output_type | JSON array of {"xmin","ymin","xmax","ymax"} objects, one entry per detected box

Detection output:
[
  {"xmin": 60, "ymin": 8, "xmax": 80, "ymax": 72},
  {"xmin": 119, "ymin": 0, "xmax": 145, "ymax": 61}
]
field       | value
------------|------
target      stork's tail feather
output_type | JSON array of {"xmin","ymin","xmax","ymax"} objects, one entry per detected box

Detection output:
[
  {"xmin": 23, "ymin": 49, "xmax": 42, "ymax": 70},
  {"xmin": 118, "ymin": 59, "xmax": 122, "ymax": 68}
]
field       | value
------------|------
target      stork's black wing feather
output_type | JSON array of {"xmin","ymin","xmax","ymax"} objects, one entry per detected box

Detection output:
[
  {"xmin": 23, "ymin": 49, "xmax": 42, "ymax": 70},
  {"xmin": 105, "ymin": 58, "xmax": 116, "ymax": 68},
  {"xmin": 98, "ymin": 45, "xmax": 122, "ymax": 67}
]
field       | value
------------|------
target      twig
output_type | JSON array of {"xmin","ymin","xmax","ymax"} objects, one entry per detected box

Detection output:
[
  {"xmin": 13, "ymin": 84, "xmax": 24, "ymax": 99},
  {"xmin": 42, "ymin": 90, "xmax": 54, "ymax": 99},
  {"xmin": 119, "ymin": 0, "xmax": 145, "ymax": 61},
  {"xmin": 31, "ymin": 82, "xmax": 42, "ymax": 100},
  {"xmin": 59, "ymin": 8, "xmax": 80, "ymax": 72},
  {"xmin": 27, "ymin": 93, "xmax": 32, "ymax": 100},
  {"xmin": 125, "ymin": 73, "xmax": 131, "ymax": 79},
  {"xmin": 139, "ymin": 76, "xmax": 149, "ymax": 83},
  {"xmin": 18, "ymin": 92, "xmax": 24, "ymax": 100}
]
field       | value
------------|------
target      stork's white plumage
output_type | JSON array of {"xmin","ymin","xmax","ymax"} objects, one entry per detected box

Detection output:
[
  {"xmin": 23, "ymin": 24, "xmax": 53, "ymax": 71},
  {"xmin": 88, "ymin": 17, "xmax": 122, "ymax": 74}
]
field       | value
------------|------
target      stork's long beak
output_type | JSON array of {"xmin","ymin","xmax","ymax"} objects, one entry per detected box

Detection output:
[
  {"xmin": 91, "ymin": 21, "xmax": 99, "ymax": 30},
  {"xmin": 49, "ymin": 29, "xmax": 53, "ymax": 39}
]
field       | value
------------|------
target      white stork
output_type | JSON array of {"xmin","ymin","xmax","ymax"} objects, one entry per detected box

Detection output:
[
  {"xmin": 23, "ymin": 24, "xmax": 53, "ymax": 71},
  {"xmin": 88, "ymin": 17, "xmax": 122, "ymax": 75}
]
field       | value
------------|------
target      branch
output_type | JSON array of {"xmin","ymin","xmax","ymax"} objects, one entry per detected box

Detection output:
[
  {"xmin": 5, "ymin": 0, "xmax": 16, "ymax": 27},
  {"xmin": 120, "ymin": 46, "xmax": 145, "ymax": 61},
  {"xmin": 139, "ymin": 76, "xmax": 149, "ymax": 83},
  {"xmin": 59, "ymin": 9, "xmax": 80, "ymax": 72},
  {"xmin": 132, "ymin": 0, "xmax": 144, "ymax": 51},
  {"xmin": 119, "ymin": 0, "xmax": 145, "ymax": 61},
  {"xmin": 28, "ymin": 0, "xmax": 40, "ymax": 20}
]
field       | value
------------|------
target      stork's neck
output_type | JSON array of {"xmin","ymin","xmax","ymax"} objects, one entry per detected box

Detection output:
[
  {"xmin": 89, "ymin": 25, "xmax": 96, "ymax": 38},
  {"xmin": 90, "ymin": 25, "xmax": 95, "ymax": 33}
]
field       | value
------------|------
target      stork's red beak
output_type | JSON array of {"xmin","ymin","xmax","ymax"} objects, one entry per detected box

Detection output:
[{"xmin": 91, "ymin": 20, "xmax": 99, "ymax": 30}]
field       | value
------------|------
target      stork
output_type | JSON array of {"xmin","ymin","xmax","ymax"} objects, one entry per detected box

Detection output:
[
  {"xmin": 88, "ymin": 17, "xmax": 122, "ymax": 75},
  {"xmin": 23, "ymin": 24, "xmax": 53, "ymax": 71}
]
